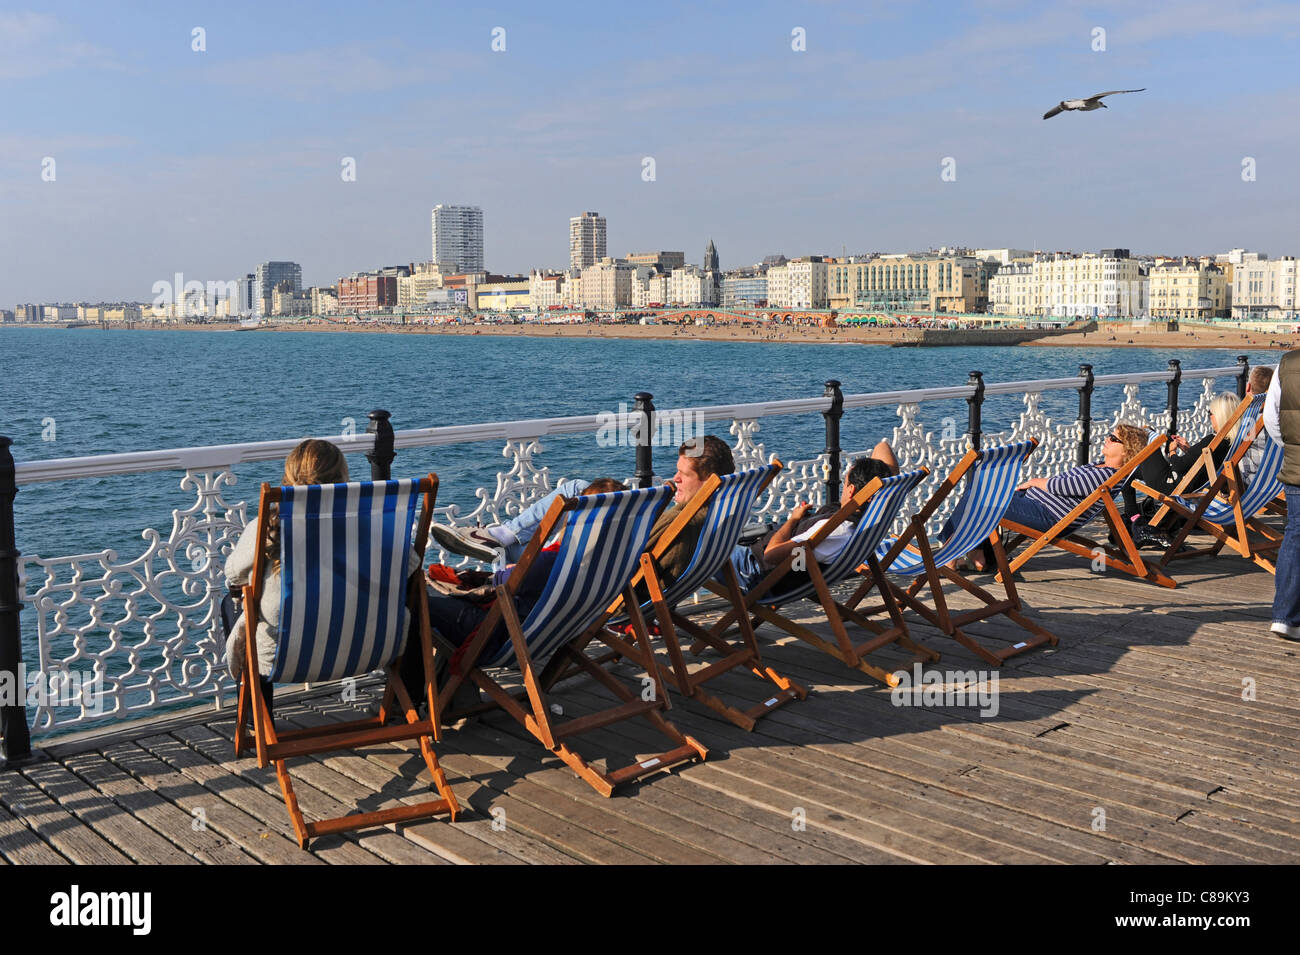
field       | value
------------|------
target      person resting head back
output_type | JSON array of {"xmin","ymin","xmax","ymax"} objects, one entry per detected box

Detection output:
[{"xmin": 581, "ymin": 478, "xmax": 628, "ymax": 495}]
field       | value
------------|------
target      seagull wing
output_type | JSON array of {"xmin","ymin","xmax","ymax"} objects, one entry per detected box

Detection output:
[
  {"xmin": 1043, "ymin": 104, "xmax": 1065, "ymax": 120},
  {"xmin": 1090, "ymin": 88, "xmax": 1146, "ymax": 101}
]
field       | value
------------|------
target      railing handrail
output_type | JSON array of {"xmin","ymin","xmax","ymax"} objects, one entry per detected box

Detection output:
[{"xmin": 10, "ymin": 364, "xmax": 1246, "ymax": 486}]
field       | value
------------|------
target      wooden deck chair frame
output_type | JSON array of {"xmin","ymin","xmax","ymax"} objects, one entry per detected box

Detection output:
[
  {"xmin": 997, "ymin": 435, "xmax": 1176, "ymax": 589},
  {"xmin": 435, "ymin": 488, "xmax": 707, "ymax": 798},
  {"xmin": 694, "ymin": 468, "xmax": 938, "ymax": 688},
  {"xmin": 233, "ymin": 475, "xmax": 459, "ymax": 849},
  {"xmin": 588, "ymin": 462, "xmax": 808, "ymax": 731},
  {"xmin": 846, "ymin": 441, "xmax": 1058, "ymax": 667},
  {"xmin": 1147, "ymin": 392, "xmax": 1262, "ymax": 529},
  {"xmin": 1136, "ymin": 415, "xmax": 1283, "ymax": 574}
]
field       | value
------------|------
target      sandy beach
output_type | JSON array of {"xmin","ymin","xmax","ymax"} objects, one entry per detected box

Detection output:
[{"xmin": 11, "ymin": 318, "xmax": 1297, "ymax": 351}]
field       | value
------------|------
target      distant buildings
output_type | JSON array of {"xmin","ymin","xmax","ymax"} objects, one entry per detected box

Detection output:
[
  {"xmin": 570, "ymin": 212, "xmax": 607, "ymax": 271},
  {"xmin": 579, "ymin": 257, "xmax": 632, "ymax": 309},
  {"xmin": 988, "ymin": 260, "xmax": 1035, "ymax": 316},
  {"xmin": 254, "ymin": 261, "xmax": 302, "ymax": 313},
  {"xmin": 431, "ymin": 205, "xmax": 484, "ymax": 273},
  {"xmin": 626, "ymin": 251, "xmax": 684, "ymax": 272},
  {"xmin": 1231, "ymin": 254, "xmax": 1297, "ymax": 320},
  {"xmin": 703, "ymin": 239, "xmax": 719, "ymax": 272},
  {"xmin": 720, "ymin": 273, "xmax": 767, "ymax": 307},
  {"xmin": 1032, "ymin": 250, "xmax": 1146, "ymax": 319},
  {"xmin": 529, "ymin": 270, "xmax": 568, "ymax": 309},
  {"xmin": 338, "ymin": 272, "xmax": 399, "ymax": 311},
  {"xmin": 668, "ymin": 266, "xmax": 719, "ymax": 306},
  {"xmin": 1149, "ymin": 259, "xmax": 1229, "ymax": 320}
]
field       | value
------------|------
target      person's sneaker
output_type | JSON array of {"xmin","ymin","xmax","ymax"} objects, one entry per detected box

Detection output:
[
  {"xmin": 1270, "ymin": 621, "xmax": 1300, "ymax": 642},
  {"xmin": 431, "ymin": 524, "xmax": 504, "ymax": 562},
  {"xmin": 1132, "ymin": 524, "xmax": 1171, "ymax": 551}
]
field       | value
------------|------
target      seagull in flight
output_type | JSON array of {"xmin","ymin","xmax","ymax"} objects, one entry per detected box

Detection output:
[{"xmin": 1043, "ymin": 89, "xmax": 1145, "ymax": 120}]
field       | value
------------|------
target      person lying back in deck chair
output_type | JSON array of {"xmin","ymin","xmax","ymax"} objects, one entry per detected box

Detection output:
[
  {"xmin": 423, "ymin": 477, "xmax": 630, "ymax": 667},
  {"xmin": 947, "ymin": 423, "xmax": 1149, "ymax": 570},
  {"xmin": 431, "ymin": 435, "xmax": 737, "ymax": 595},
  {"xmin": 728, "ymin": 441, "xmax": 899, "ymax": 592}
]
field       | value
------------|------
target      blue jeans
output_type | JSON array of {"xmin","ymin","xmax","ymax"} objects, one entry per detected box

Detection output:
[
  {"xmin": 940, "ymin": 490, "xmax": 1059, "ymax": 564},
  {"xmin": 1272, "ymin": 485, "xmax": 1300, "ymax": 627},
  {"xmin": 499, "ymin": 478, "xmax": 586, "ymax": 563},
  {"xmin": 727, "ymin": 544, "xmax": 768, "ymax": 592}
]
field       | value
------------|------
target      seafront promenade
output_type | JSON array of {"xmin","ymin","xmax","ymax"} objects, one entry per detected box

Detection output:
[
  {"xmin": 6, "ymin": 317, "xmax": 1298, "ymax": 351},
  {"xmin": 0, "ymin": 551, "xmax": 1292, "ymax": 865}
]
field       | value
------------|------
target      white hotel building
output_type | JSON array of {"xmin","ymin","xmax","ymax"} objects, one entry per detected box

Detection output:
[{"xmin": 1031, "ymin": 250, "xmax": 1147, "ymax": 319}]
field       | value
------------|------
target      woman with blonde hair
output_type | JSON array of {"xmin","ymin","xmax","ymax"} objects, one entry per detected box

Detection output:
[{"xmin": 224, "ymin": 440, "xmax": 357, "ymax": 711}]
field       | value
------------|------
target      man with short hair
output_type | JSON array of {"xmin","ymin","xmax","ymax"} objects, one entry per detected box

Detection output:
[
  {"xmin": 1263, "ymin": 357, "xmax": 1299, "ymax": 641},
  {"xmin": 433, "ymin": 436, "xmax": 736, "ymax": 592},
  {"xmin": 1239, "ymin": 365, "xmax": 1276, "ymax": 488}
]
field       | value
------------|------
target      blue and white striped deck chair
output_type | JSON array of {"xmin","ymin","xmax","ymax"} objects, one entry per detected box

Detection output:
[
  {"xmin": 235, "ymin": 475, "xmax": 459, "ymax": 849},
  {"xmin": 1145, "ymin": 416, "xmax": 1285, "ymax": 575},
  {"xmin": 1000, "ymin": 433, "xmax": 1176, "ymax": 588},
  {"xmin": 703, "ymin": 467, "xmax": 935, "ymax": 687},
  {"xmin": 602, "ymin": 463, "xmax": 809, "ymax": 730},
  {"xmin": 436, "ymin": 483, "xmax": 708, "ymax": 797},
  {"xmin": 849, "ymin": 441, "xmax": 1059, "ymax": 666}
]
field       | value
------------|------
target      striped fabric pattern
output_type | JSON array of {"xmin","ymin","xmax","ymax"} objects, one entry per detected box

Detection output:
[
  {"xmin": 484, "ymin": 484, "xmax": 674, "ymax": 669},
  {"xmin": 1182, "ymin": 429, "xmax": 1284, "ymax": 526},
  {"xmin": 655, "ymin": 466, "xmax": 775, "ymax": 608},
  {"xmin": 880, "ymin": 441, "xmax": 1035, "ymax": 576},
  {"xmin": 1226, "ymin": 394, "xmax": 1267, "ymax": 459},
  {"xmin": 273, "ymin": 480, "xmax": 422, "ymax": 684},
  {"xmin": 758, "ymin": 468, "xmax": 927, "ymax": 608},
  {"xmin": 1025, "ymin": 464, "xmax": 1116, "ymax": 531},
  {"xmin": 1227, "ymin": 394, "xmax": 1268, "ymax": 457}
]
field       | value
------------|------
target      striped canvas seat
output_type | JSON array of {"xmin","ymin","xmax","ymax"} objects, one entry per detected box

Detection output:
[
  {"xmin": 1174, "ymin": 430, "xmax": 1283, "ymax": 526},
  {"xmin": 1226, "ymin": 394, "xmax": 1266, "ymax": 459},
  {"xmin": 272, "ymin": 479, "xmax": 423, "ymax": 684},
  {"xmin": 848, "ymin": 441, "xmax": 1060, "ymax": 665},
  {"xmin": 436, "ymin": 480, "xmax": 706, "ymax": 796},
  {"xmin": 236, "ymin": 472, "xmax": 459, "ymax": 850},
  {"xmin": 760, "ymin": 467, "xmax": 927, "ymax": 608},
  {"xmin": 613, "ymin": 464, "xmax": 807, "ymax": 730},
  {"xmin": 483, "ymin": 484, "xmax": 674, "ymax": 669},
  {"xmin": 881, "ymin": 441, "xmax": 1035, "ymax": 577},
  {"xmin": 650, "ymin": 466, "xmax": 774, "ymax": 609}
]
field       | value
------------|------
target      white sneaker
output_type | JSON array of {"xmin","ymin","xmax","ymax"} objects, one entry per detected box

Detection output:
[{"xmin": 1269, "ymin": 621, "xmax": 1300, "ymax": 642}]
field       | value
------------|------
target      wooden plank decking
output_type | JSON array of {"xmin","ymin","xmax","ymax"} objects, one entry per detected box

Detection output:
[{"xmin": 2, "ymin": 549, "xmax": 1297, "ymax": 865}]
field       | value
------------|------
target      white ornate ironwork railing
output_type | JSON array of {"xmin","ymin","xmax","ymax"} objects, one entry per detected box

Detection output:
[{"xmin": 7, "ymin": 363, "xmax": 1247, "ymax": 737}]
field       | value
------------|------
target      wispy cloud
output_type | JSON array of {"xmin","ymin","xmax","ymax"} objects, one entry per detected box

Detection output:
[{"xmin": 0, "ymin": 11, "xmax": 120, "ymax": 80}]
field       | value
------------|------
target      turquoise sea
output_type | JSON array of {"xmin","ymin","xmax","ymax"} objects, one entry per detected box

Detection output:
[{"xmin": 1, "ymin": 326, "xmax": 1281, "ymax": 562}]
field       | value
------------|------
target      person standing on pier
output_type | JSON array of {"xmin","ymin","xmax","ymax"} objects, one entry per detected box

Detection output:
[{"xmin": 1264, "ymin": 358, "xmax": 1300, "ymax": 641}]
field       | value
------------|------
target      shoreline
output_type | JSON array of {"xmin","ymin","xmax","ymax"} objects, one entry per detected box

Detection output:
[{"xmin": 6, "ymin": 319, "xmax": 1296, "ymax": 351}]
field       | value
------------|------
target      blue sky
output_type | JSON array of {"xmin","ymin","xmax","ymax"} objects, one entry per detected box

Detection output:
[{"xmin": 3, "ymin": 0, "xmax": 1300, "ymax": 304}]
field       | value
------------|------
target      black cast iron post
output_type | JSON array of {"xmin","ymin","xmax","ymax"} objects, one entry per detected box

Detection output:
[
  {"xmin": 0, "ymin": 437, "xmax": 32, "ymax": 764},
  {"xmin": 1166, "ymin": 359, "xmax": 1182, "ymax": 437},
  {"xmin": 633, "ymin": 392, "xmax": 655, "ymax": 489},
  {"xmin": 1236, "ymin": 355, "xmax": 1250, "ymax": 399},
  {"xmin": 366, "ymin": 410, "xmax": 395, "ymax": 480},
  {"xmin": 822, "ymin": 380, "xmax": 844, "ymax": 503},
  {"xmin": 1077, "ymin": 363, "xmax": 1095, "ymax": 465},
  {"xmin": 966, "ymin": 371, "xmax": 985, "ymax": 450}
]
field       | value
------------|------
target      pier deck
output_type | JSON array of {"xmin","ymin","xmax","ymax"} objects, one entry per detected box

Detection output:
[{"xmin": 2, "ymin": 550, "xmax": 1295, "ymax": 865}]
